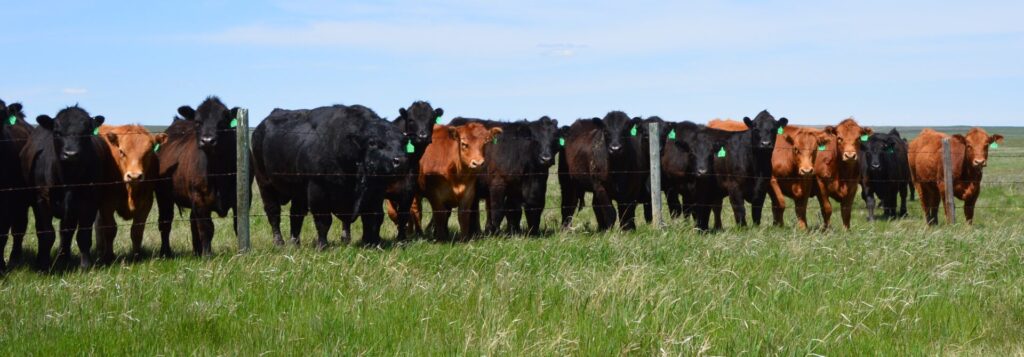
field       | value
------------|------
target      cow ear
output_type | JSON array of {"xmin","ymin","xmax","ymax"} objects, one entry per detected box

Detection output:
[
  {"xmin": 816, "ymin": 133, "xmax": 831, "ymax": 146},
  {"xmin": 93, "ymin": 115, "xmax": 105, "ymax": 127},
  {"xmin": 37, "ymin": 115, "xmax": 54, "ymax": 130},
  {"xmin": 398, "ymin": 108, "xmax": 408, "ymax": 118},
  {"xmin": 990, "ymin": 134, "xmax": 1004, "ymax": 145},
  {"xmin": 824, "ymin": 126, "xmax": 837, "ymax": 135},
  {"xmin": 591, "ymin": 117, "xmax": 604, "ymax": 128},
  {"xmin": 105, "ymin": 132, "xmax": 119, "ymax": 147},
  {"xmin": 888, "ymin": 128, "xmax": 900, "ymax": 137},
  {"xmin": 447, "ymin": 126, "xmax": 459, "ymax": 140},
  {"xmin": 433, "ymin": 108, "xmax": 444, "ymax": 119},
  {"xmin": 743, "ymin": 116, "xmax": 753, "ymax": 128},
  {"xmin": 8, "ymin": 103, "xmax": 22, "ymax": 116},
  {"xmin": 177, "ymin": 106, "xmax": 196, "ymax": 120},
  {"xmin": 862, "ymin": 127, "xmax": 874, "ymax": 136},
  {"xmin": 489, "ymin": 127, "xmax": 503, "ymax": 140},
  {"xmin": 228, "ymin": 107, "xmax": 240, "ymax": 121},
  {"xmin": 777, "ymin": 117, "xmax": 788, "ymax": 128},
  {"xmin": 154, "ymin": 133, "xmax": 168, "ymax": 145}
]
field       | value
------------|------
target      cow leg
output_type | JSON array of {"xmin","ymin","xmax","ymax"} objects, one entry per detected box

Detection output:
[
  {"xmin": 8, "ymin": 203, "xmax": 28, "ymax": 266},
  {"xmin": 712, "ymin": 202, "xmax": 723, "ymax": 231},
  {"xmin": 411, "ymin": 196, "xmax": 424, "ymax": 235},
  {"xmin": 95, "ymin": 210, "xmax": 118, "ymax": 264},
  {"xmin": 617, "ymin": 199, "xmax": 638, "ymax": 231},
  {"xmin": 130, "ymin": 212, "xmax": 147, "ymax": 259},
  {"xmin": 898, "ymin": 182, "xmax": 909, "ymax": 218},
  {"xmin": 963, "ymin": 196, "xmax": 977, "ymax": 225},
  {"xmin": 308, "ymin": 184, "xmax": 332, "ymax": 250},
  {"xmin": 432, "ymin": 204, "xmax": 452, "ymax": 242},
  {"xmin": 521, "ymin": 179, "xmax": 543, "ymax": 235},
  {"xmin": 863, "ymin": 187, "xmax": 876, "ymax": 222},
  {"xmin": 694, "ymin": 204, "xmax": 711, "ymax": 232},
  {"xmin": 192, "ymin": 208, "xmax": 215, "ymax": 257},
  {"xmin": 56, "ymin": 216, "xmax": 77, "ymax": 266},
  {"xmin": 260, "ymin": 188, "xmax": 285, "ymax": 246},
  {"xmin": 506, "ymin": 197, "xmax": 525, "ymax": 235},
  {"xmin": 0, "ymin": 216, "xmax": 8, "ymax": 271},
  {"xmin": 75, "ymin": 210, "xmax": 96, "ymax": 269},
  {"xmin": 486, "ymin": 182, "xmax": 507, "ymax": 235},
  {"xmin": 33, "ymin": 205, "xmax": 56, "ymax": 270},
  {"xmin": 188, "ymin": 213, "xmax": 202, "ymax": 256},
  {"xmin": 666, "ymin": 189, "xmax": 682, "ymax": 219},
  {"xmin": 751, "ymin": 192, "xmax": 766, "ymax": 226},
  {"xmin": 592, "ymin": 186, "xmax": 616, "ymax": 231},
  {"xmin": 816, "ymin": 184, "xmax": 832, "ymax": 230},
  {"xmin": 794, "ymin": 196, "xmax": 810, "ymax": 230},
  {"xmin": 289, "ymin": 198, "xmax": 308, "ymax": 246},
  {"xmin": 728, "ymin": 189, "xmax": 747, "ymax": 227},
  {"xmin": 840, "ymin": 193, "xmax": 855, "ymax": 230},
  {"xmin": 559, "ymin": 179, "xmax": 578, "ymax": 229},
  {"xmin": 156, "ymin": 184, "xmax": 175, "ymax": 257},
  {"xmin": 769, "ymin": 179, "xmax": 786, "ymax": 227}
]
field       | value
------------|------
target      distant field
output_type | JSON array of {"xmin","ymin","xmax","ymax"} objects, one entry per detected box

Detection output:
[{"xmin": 1, "ymin": 126, "xmax": 1022, "ymax": 355}]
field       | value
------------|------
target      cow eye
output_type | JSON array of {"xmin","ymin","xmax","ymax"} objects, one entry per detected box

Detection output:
[
  {"xmin": 837, "ymin": 137, "xmax": 844, "ymax": 143},
  {"xmin": 793, "ymin": 147, "xmax": 799, "ymax": 154}
]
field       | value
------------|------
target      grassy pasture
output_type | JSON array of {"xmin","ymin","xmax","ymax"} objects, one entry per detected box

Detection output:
[{"xmin": 1, "ymin": 126, "xmax": 1022, "ymax": 355}]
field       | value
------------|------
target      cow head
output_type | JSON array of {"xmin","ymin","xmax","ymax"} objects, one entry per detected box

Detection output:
[
  {"xmin": 103, "ymin": 125, "xmax": 168, "ymax": 183},
  {"xmin": 353, "ymin": 122, "xmax": 408, "ymax": 176},
  {"xmin": 823, "ymin": 118, "xmax": 870, "ymax": 163},
  {"xmin": 529, "ymin": 116, "xmax": 559, "ymax": 166},
  {"xmin": 37, "ymin": 106, "xmax": 104, "ymax": 163},
  {"xmin": 448, "ymin": 123, "xmax": 502, "ymax": 170},
  {"xmin": 862, "ymin": 130, "xmax": 901, "ymax": 173},
  {"xmin": 593, "ymin": 111, "xmax": 641, "ymax": 156},
  {"xmin": 397, "ymin": 101, "xmax": 443, "ymax": 147},
  {"xmin": 956, "ymin": 127, "xmax": 1003, "ymax": 169},
  {"xmin": 690, "ymin": 126, "xmax": 724, "ymax": 177},
  {"xmin": 177, "ymin": 96, "xmax": 238, "ymax": 151},
  {"xmin": 743, "ymin": 110, "xmax": 788, "ymax": 150},
  {"xmin": 1, "ymin": 100, "xmax": 24, "ymax": 125},
  {"xmin": 782, "ymin": 129, "xmax": 830, "ymax": 177}
]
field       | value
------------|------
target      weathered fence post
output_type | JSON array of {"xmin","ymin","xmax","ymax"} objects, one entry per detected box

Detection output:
[
  {"xmin": 236, "ymin": 108, "xmax": 251, "ymax": 252},
  {"xmin": 941, "ymin": 137, "xmax": 956, "ymax": 224},
  {"xmin": 648, "ymin": 122, "xmax": 663, "ymax": 228}
]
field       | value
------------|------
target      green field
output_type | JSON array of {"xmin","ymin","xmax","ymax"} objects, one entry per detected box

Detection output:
[{"xmin": 1, "ymin": 126, "xmax": 1022, "ymax": 355}]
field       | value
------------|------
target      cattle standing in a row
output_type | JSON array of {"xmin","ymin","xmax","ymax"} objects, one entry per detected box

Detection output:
[
  {"xmin": 814, "ymin": 118, "xmax": 870, "ymax": 229},
  {"xmin": 909, "ymin": 128, "xmax": 1003, "ymax": 225},
  {"xmin": 384, "ymin": 101, "xmax": 443, "ymax": 240},
  {"xmin": 418, "ymin": 123, "xmax": 501, "ymax": 241},
  {"xmin": 21, "ymin": 106, "xmax": 107, "ymax": 268},
  {"xmin": 861, "ymin": 129, "xmax": 911, "ymax": 220},
  {"xmin": 155, "ymin": 97, "xmax": 239, "ymax": 257},
  {"xmin": 0, "ymin": 100, "xmax": 32, "ymax": 271},
  {"xmin": 559, "ymin": 112, "xmax": 649, "ymax": 231},
  {"xmin": 769, "ymin": 127, "xmax": 830, "ymax": 229},
  {"xmin": 702, "ymin": 111, "xmax": 788, "ymax": 229},
  {"xmin": 253, "ymin": 105, "xmax": 407, "ymax": 247},
  {"xmin": 95, "ymin": 125, "xmax": 167, "ymax": 262},
  {"xmin": 450, "ymin": 116, "xmax": 560, "ymax": 235}
]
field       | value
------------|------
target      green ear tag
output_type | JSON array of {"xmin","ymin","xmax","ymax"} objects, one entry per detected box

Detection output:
[
  {"xmin": 990, "ymin": 142, "xmax": 999, "ymax": 149},
  {"xmin": 630, "ymin": 124, "xmax": 638, "ymax": 137},
  {"xmin": 7, "ymin": 115, "xmax": 15, "ymax": 125},
  {"xmin": 405, "ymin": 140, "xmax": 415, "ymax": 153},
  {"xmin": 435, "ymin": 116, "xmax": 442, "ymax": 124},
  {"xmin": 93, "ymin": 127, "xmax": 99, "ymax": 136},
  {"xmin": 667, "ymin": 129, "xmax": 676, "ymax": 140},
  {"xmin": 777, "ymin": 127, "xmax": 784, "ymax": 135},
  {"xmin": 559, "ymin": 137, "xmax": 565, "ymax": 147},
  {"xmin": 492, "ymin": 137, "xmax": 498, "ymax": 144},
  {"xmin": 716, "ymin": 147, "xmax": 726, "ymax": 158},
  {"xmin": 818, "ymin": 145, "xmax": 826, "ymax": 151},
  {"xmin": 229, "ymin": 118, "xmax": 238, "ymax": 128},
  {"xmin": 153, "ymin": 143, "xmax": 161, "ymax": 153},
  {"xmin": 860, "ymin": 134, "xmax": 868, "ymax": 142}
]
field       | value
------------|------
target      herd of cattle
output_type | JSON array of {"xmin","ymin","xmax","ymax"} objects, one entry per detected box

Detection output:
[{"xmin": 0, "ymin": 96, "xmax": 1005, "ymax": 271}]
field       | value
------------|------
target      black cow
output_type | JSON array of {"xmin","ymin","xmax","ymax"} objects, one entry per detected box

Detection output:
[
  {"xmin": 253, "ymin": 105, "xmax": 407, "ymax": 248},
  {"xmin": 155, "ymin": 97, "xmax": 239, "ymax": 257},
  {"xmin": 383, "ymin": 101, "xmax": 443, "ymax": 239},
  {"xmin": 559, "ymin": 111, "xmax": 649, "ymax": 231},
  {"xmin": 861, "ymin": 129, "xmax": 911, "ymax": 220},
  {"xmin": 21, "ymin": 106, "xmax": 106, "ymax": 268},
  {"xmin": 660, "ymin": 121, "xmax": 700, "ymax": 221},
  {"xmin": 450, "ymin": 116, "xmax": 560, "ymax": 235},
  {"xmin": 1, "ymin": 100, "xmax": 32, "ymax": 271},
  {"xmin": 689, "ymin": 111, "xmax": 787, "ymax": 231}
]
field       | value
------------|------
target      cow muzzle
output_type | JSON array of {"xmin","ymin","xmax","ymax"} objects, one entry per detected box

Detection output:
[
  {"xmin": 973, "ymin": 159, "xmax": 987, "ymax": 168},
  {"xmin": 60, "ymin": 149, "xmax": 80, "ymax": 161},
  {"xmin": 125, "ymin": 171, "xmax": 144, "ymax": 182},
  {"xmin": 199, "ymin": 136, "xmax": 217, "ymax": 149},
  {"xmin": 843, "ymin": 151, "xmax": 858, "ymax": 161},
  {"xmin": 799, "ymin": 167, "xmax": 814, "ymax": 176},
  {"xmin": 469, "ymin": 159, "xmax": 484, "ymax": 168}
]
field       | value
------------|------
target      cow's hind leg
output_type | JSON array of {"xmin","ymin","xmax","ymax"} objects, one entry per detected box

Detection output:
[
  {"xmin": 95, "ymin": 210, "xmax": 118, "ymax": 264},
  {"xmin": 156, "ymin": 184, "xmax": 175, "ymax": 257},
  {"xmin": 289, "ymin": 197, "xmax": 308, "ymax": 246},
  {"xmin": 33, "ymin": 207, "xmax": 57, "ymax": 270},
  {"xmin": 728, "ymin": 189, "xmax": 747, "ymax": 227},
  {"xmin": 769, "ymin": 179, "xmax": 786, "ymax": 227},
  {"xmin": 260, "ymin": 187, "xmax": 285, "ymax": 246},
  {"xmin": 9, "ymin": 203, "xmax": 28, "ymax": 266},
  {"xmin": 559, "ymin": 179, "xmax": 579, "ymax": 229}
]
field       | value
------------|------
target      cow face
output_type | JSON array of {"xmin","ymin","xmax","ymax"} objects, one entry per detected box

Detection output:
[
  {"xmin": 743, "ymin": 110, "xmax": 788, "ymax": 150},
  {"xmin": 958, "ymin": 128, "xmax": 1003, "ymax": 169},
  {"xmin": 824, "ymin": 118, "xmax": 870, "ymax": 163},
  {"xmin": 783, "ymin": 130, "xmax": 830, "ymax": 177},
  {"xmin": 594, "ymin": 111, "xmax": 640, "ymax": 156},
  {"xmin": 690, "ymin": 127, "xmax": 724, "ymax": 178},
  {"xmin": 449, "ymin": 123, "xmax": 502, "ymax": 170},
  {"xmin": 104, "ymin": 127, "xmax": 168, "ymax": 183},
  {"xmin": 531, "ymin": 116, "xmax": 559, "ymax": 166},
  {"xmin": 37, "ymin": 106, "xmax": 104, "ymax": 163},
  {"xmin": 397, "ymin": 101, "xmax": 443, "ymax": 147},
  {"xmin": 356, "ymin": 123, "xmax": 408, "ymax": 176},
  {"xmin": 178, "ymin": 97, "xmax": 238, "ymax": 151},
  {"xmin": 863, "ymin": 132, "xmax": 901, "ymax": 173}
]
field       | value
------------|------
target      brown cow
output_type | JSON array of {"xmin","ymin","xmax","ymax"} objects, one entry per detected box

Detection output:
[
  {"xmin": 706, "ymin": 118, "xmax": 748, "ymax": 132},
  {"xmin": 769, "ymin": 126, "xmax": 830, "ymax": 229},
  {"xmin": 418, "ymin": 123, "xmax": 502, "ymax": 241},
  {"xmin": 95, "ymin": 125, "xmax": 167, "ymax": 262},
  {"xmin": 815, "ymin": 118, "xmax": 871, "ymax": 229},
  {"xmin": 908, "ymin": 128, "xmax": 1003, "ymax": 225}
]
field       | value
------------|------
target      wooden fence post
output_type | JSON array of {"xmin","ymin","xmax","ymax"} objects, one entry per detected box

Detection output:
[
  {"xmin": 648, "ymin": 122, "xmax": 663, "ymax": 228},
  {"xmin": 236, "ymin": 108, "xmax": 251, "ymax": 252},
  {"xmin": 941, "ymin": 137, "xmax": 956, "ymax": 224}
]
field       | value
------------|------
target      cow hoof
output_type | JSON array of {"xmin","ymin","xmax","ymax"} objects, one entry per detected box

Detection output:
[
  {"xmin": 159, "ymin": 248, "xmax": 175, "ymax": 258},
  {"xmin": 79, "ymin": 259, "xmax": 93, "ymax": 270},
  {"xmin": 316, "ymin": 241, "xmax": 329, "ymax": 251},
  {"xmin": 289, "ymin": 237, "xmax": 300, "ymax": 246},
  {"xmin": 273, "ymin": 235, "xmax": 285, "ymax": 246}
]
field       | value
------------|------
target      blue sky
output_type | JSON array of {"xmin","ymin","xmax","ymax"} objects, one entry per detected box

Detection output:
[{"xmin": 2, "ymin": 0, "xmax": 1022, "ymax": 126}]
